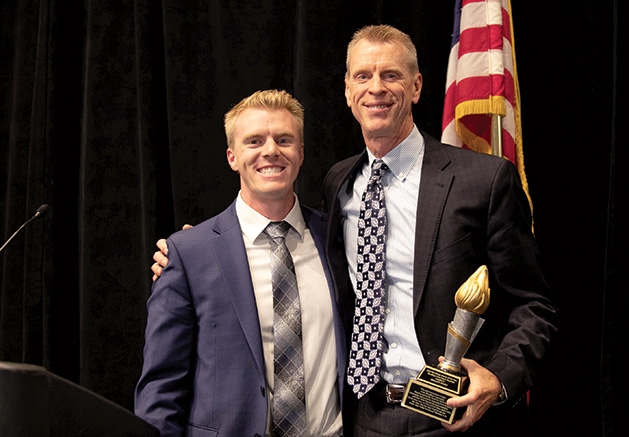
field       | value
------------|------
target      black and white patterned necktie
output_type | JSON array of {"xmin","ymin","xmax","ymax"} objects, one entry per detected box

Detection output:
[
  {"xmin": 347, "ymin": 159, "xmax": 389, "ymax": 398},
  {"xmin": 263, "ymin": 221, "xmax": 306, "ymax": 436}
]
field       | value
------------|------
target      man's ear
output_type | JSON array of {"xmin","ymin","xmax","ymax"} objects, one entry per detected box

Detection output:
[
  {"xmin": 412, "ymin": 73, "xmax": 423, "ymax": 103},
  {"xmin": 226, "ymin": 147, "xmax": 238, "ymax": 172}
]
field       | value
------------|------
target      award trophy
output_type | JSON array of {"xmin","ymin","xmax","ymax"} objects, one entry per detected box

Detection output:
[{"xmin": 401, "ymin": 265, "xmax": 490, "ymax": 424}]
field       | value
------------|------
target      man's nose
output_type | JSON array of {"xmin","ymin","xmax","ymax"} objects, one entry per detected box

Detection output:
[
  {"xmin": 262, "ymin": 139, "xmax": 280, "ymax": 156},
  {"xmin": 368, "ymin": 75, "xmax": 385, "ymax": 93}
]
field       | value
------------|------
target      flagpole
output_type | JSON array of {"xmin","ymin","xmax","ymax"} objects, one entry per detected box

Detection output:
[{"xmin": 491, "ymin": 114, "xmax": 503, "ymax": 157}]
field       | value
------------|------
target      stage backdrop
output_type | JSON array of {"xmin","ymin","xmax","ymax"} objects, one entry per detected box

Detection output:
[{"xmin": 1, "ymin": 1, "xmax": 624, "ymax": 436}]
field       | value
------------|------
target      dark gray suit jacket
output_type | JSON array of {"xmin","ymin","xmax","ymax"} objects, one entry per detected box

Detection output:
[{"xmin": 323, "ymin": 130, "xmax": 558, "ymax": 434}]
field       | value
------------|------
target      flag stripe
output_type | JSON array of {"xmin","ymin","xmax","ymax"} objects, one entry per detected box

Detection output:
[
  {"xmin": 441, "ymin": 0, "xmax": 532, "ymax": 212},
  {"xmin": 458, "ymin": 27, "xmax": 504, "ymax": 55}
]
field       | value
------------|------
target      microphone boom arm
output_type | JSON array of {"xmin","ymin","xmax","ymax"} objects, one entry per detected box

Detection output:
[{"xmin": 0, "ymin": 204, "xmax": 50, "ymax": 254}]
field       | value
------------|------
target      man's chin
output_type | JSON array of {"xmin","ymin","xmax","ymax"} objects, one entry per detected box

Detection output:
[
  {"xmin": 255, "ymin": 184, "xmax": 295, "ymax": 201},
  {"xmin": 362, "ymin": 122, "xmax": 394, "ymax": 137}
]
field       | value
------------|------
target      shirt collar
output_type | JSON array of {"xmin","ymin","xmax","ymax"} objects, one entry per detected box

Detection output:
[
  {"xmin": 365, "ymin": 125, "xmax": 424, "ymax": 182},
  {"xmin": 235, "ymin": 192, "xmax": 305, "ymax": 244}
]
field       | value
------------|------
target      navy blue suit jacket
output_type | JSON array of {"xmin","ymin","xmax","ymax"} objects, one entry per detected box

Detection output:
[{"xmin": 135, "ymin": 201, "xmax": 346, "ymax": 437}]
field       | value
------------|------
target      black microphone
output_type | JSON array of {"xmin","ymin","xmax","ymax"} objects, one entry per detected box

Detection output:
[{"xmin": 0, "ymin": 204, "xmax": 50, "ymax": 254}]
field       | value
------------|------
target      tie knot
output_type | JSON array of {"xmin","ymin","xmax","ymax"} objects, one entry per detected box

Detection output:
[
  {"xmin": 370, "ymin": 159, "xmax": 388, "ymax": 180},
  {"xmin": 263, "ymin": 221, "xmax": 291, "ymax": 240}
]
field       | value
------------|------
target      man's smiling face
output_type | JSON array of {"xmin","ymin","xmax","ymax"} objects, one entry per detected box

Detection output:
[
  {"xmin": 345, "ymin": 39, "xmax": 422, "ymax": 146},
  {"xmin": 226, "ymin": 107, "xmax": 304, "ymax": 212}
]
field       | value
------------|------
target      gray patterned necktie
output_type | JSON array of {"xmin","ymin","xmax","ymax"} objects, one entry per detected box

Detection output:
[
  {"xmin": 348, "ymin": 159, "xmax": 389, "ymax": 398},
  {"xmin": 263, "ymin": 221, "xmax": 306, "ymax": 436}
]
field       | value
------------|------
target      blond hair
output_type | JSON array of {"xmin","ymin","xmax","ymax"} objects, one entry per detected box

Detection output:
[
  {"xmin": 224, "ymin": 89, "xmax": 305, "ymax": 148},
  {"xmin": 346, "ymin": 25, "xmax": 419, "ymax": 76}
]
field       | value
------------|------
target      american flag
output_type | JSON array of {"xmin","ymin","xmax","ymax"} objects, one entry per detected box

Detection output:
[{"xmin": 441, "ymin": 0, "xmax": 531, "ymax": 208}]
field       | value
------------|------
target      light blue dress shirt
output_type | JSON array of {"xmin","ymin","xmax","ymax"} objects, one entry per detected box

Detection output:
[{"xmin": 339, "ymin": 125, "xmax": 426, "ymax": 384}]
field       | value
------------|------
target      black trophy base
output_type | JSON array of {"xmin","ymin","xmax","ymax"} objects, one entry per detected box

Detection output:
[{"xmin": 401, "ymin": 364, "xmax": 468, "ymax": 424}]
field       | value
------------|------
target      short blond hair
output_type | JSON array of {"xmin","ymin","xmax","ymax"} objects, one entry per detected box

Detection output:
[
  {"xmin": 346, "ymin": 25, "xmax": 419, "ymax": 76},
  {"xmin": 224, "ymin": 89, "xmax": 305, "ymax": 148}
]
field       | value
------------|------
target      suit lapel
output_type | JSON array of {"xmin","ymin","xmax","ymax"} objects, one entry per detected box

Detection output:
[
  {"xmin": 325, "ymin": 152, "xmax": 366, "ymax": 249},
  {"xmin": 325, "ymin": 152, "xmax": 366, "ymax": 307},
  {"xmin": 412, "ymin": 133, "xmax": 453, "ymax": 313},
  {"xmin": 303, "ymin": 206, "xmax": 347, "ymax": 406},
  {"xmin": 208, "ymin": 203, "xmax": 266, "ymax": 378}
]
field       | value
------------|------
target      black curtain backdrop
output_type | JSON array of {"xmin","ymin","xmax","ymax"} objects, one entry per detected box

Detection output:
[{"xmin": 0, "ymin": 1, "xmax": 624, "ymax": 436}]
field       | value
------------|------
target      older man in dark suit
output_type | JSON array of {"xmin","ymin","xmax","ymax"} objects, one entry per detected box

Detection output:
[{"xmin": 322, "ymin": 25, "xmax": 558, "ymax": 436}]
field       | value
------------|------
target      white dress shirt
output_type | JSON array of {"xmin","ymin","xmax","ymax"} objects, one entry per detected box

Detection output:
[{"xmin": 236, "ymin": 193, "xmax": 342, "ymax": 436}]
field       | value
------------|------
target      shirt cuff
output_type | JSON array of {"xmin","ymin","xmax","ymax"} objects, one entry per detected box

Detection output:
[{"xmin": 492, "ymin": 382, "xmax": 507, "ymax": 406}]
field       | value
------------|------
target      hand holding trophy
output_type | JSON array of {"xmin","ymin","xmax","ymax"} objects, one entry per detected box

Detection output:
[{"xmin": 401, "ymin": 265, "xmax": 490, "ymax": 423}]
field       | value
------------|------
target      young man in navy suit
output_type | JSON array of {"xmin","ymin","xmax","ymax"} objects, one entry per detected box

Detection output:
[{"xmin": 136, "ymin": 90, "xmax": 345, "ymax": 436}]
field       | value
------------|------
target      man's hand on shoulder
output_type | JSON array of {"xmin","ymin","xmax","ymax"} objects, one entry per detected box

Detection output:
[{"xmin": 151, "ymin": 224, "xmax": 194, "ymax": 281}]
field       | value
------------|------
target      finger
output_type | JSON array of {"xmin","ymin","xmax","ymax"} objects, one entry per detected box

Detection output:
[
  {"xmin": 151, "ymin": 262, "xmax": 162, "ymax": 276},
  {"xmin": 442, "ymin": 420, "xmax": 472, "ymax": 433},
  {"xmin": 153, "ymin": 252, "xmax": 162, "ymax": 264},
  {"xmin": 183, "ymin": 224, "xmax": 193, "ymax": 230},
  {"xmin": 156, "ymin": 238, "xmax": 168, "ymax": 255},
  {"xmin": 153, "ymin": 251, "xmax": 169, "ymax": 266}
]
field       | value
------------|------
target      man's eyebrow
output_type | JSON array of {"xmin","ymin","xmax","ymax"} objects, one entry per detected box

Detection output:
[
  {"xmin": 276, "ymin": 131, "xmax": 297, "ymax": 139},
  {"xmin": 241, "ymin": 131, "xmax": 297, "ymax": 142},
  {"xmin": 242, "ymin": 132, "xmax": 264, "ymax": 141}
]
